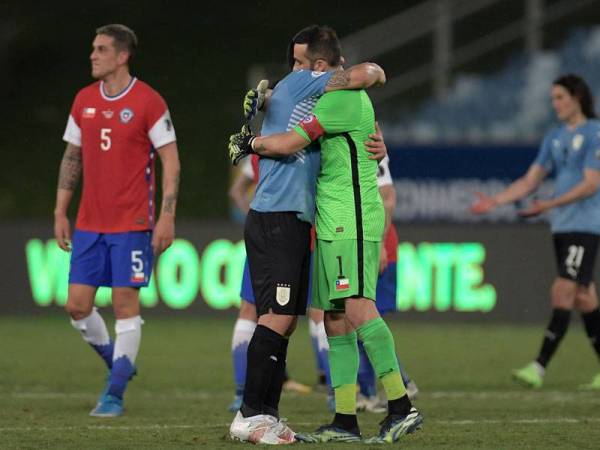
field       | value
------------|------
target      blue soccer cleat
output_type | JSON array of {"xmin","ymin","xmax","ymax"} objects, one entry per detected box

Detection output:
[
  {"xmin": 94, "ymin": 373, "xmax": 111, "ymax": 407},
  {"xmin": 228, "ymin": 394, "xmax": 243, "ymax": 412},
  {"xmin": 89, "ymin": 394, "xmax": 124, "ymax": 417}
]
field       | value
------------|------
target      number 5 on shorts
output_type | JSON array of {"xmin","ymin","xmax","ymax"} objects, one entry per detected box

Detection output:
[{"xmin": 131, "ymin": 250, "xmax": 144, "ymax": 274}]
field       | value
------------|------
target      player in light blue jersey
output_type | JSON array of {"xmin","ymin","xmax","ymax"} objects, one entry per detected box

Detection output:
[
  {"xmin": 227, "ymin": 157, "xmax": 313, "ymax": 413},
  {"xmin": 228, "ymin": 25, "xmax": 388, "ymax": 444},
  {"xmin": 472, "ymin": 74, "xmax": 600, "ymax": 390}
]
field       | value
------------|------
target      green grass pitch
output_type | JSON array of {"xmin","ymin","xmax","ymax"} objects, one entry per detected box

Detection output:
[{"xmin": 1, "ymin": 315, "xmax": 600, "ymax": 449}]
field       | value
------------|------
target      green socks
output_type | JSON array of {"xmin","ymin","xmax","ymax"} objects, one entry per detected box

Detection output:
[
  {"xmin": 328, "ymin": 331, "xmax": 359, "ymax": 414},
  {"xmin": 328, "ymin": 318, "xmax": 407, "ymax": 414},
  {"xmin": 357, "ymin": 317, "xmax": 406, "ymax": 400}
]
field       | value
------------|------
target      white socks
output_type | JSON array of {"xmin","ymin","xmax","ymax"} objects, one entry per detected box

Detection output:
[
  {"xmin": 232, "ymin": 319, "xmax": 257, "ymax": 350},
  {"xmin": 309, "ymin": 319, "xmax": 319, "ymax": 341},
  {"xmin": 114, "ymin": 316, "xmax": 144, "ymax": 364},
  {"xmin": 316, "ymin": 320, "xmax": 329, "ymax": 352},
  {"xmin": 71, "ymin": 308, "xmax": 111, "ymax": 346}
]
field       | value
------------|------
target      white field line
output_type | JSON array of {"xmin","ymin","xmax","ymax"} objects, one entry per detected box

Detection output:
[
  {"xmin": 4, "ymin": 390, "xmax": 599, "ymax": 402},
  {"xmin": 2, "ymin": 418, "xmax": 600, "ymax": 433}
]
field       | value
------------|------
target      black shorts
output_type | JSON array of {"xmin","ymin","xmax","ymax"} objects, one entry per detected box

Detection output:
[
  {"xmin": 553, "ymin": 232, "xmax": 600, "ymax": 285},
  {"xmin": 244, "ymin": 210, "xmax": 311, "ymax": 316}
]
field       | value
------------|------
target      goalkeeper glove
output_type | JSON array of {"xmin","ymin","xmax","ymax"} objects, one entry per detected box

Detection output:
[
  {"xmin": 243, "ymin": 79, "xmax": 269, "ymax": 122},
  {"xmin": 228, "ymin": 125, "xmax": 256, "ymax": 166}
]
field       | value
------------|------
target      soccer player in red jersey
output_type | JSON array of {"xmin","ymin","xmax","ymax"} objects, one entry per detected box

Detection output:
[{"xmin": 53, "ymin": 24, "xmax": 180, "ymax": 417}]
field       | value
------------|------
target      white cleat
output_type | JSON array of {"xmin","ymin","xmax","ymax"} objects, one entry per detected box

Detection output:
[
  {"xmin": 229, "ymin": 411, "xmax": 295, "ymax": 444},
  {"xmin": 230, "ymin": 411, "xmax": 277, "ymax": 443},
  {"xmin": 262, "ymin": 418, "xmax": 296, "ymax": 444},
  {"xmin": 356, "ymin": 393, "xmax": 387, "ymax": 413}
]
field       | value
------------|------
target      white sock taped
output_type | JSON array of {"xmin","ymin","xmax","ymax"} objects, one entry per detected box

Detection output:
[
  {"xmin": 114, "ymin": 316, "xmax": 144, "ymax": 363},
  {"xmin": 70, "ymin": 307, "xmax": 111, "ymax": 346}
]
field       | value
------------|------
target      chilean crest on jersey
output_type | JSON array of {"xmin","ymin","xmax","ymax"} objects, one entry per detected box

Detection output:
[{"xmin": 120, "ymin": 108, "xmax": 134, "ymax": 124}]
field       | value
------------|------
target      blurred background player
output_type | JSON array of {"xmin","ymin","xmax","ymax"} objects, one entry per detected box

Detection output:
[
  {"xmin": 227, "ymin": 155, "xmax": 312, "ymax": 413},
  {"xmin": 471, "ymin": 74, "xmax": 600, "ymax": 390},
  {"xmin": 54, "ymin": 24, "xmax": 180, "ymax": 416},
  {"xmin": 356, "ymin": 153, "xmax": 419, "ymax": 413}
]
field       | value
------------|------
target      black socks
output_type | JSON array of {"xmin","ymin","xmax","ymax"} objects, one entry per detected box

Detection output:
[
  {"xmin": 263, "ymin": 337, "xmax": 289, "ymax": 418},
  {"xmin": 388, "ymin": 394, "xmax": 412, "ymax": 417},
  {"xmin": 582, "ymin": 308, "xmax": 600, "ymax": 359},
  {"xmin": 536, "ymin": 308, "xmax": 571, "ymax": 368},
  {"xmin": 241, "ymin": 325, "xmax": 286, "ymax": 418}
]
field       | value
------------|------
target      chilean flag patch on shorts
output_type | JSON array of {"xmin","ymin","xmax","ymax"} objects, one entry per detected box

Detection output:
[
  {"xmin": 131, "ymin": 272, "xmax": 145, "ymax": 283},
  {"xmin": 335, "ymin": 278, "xmax": 350, "ymax": 291}
]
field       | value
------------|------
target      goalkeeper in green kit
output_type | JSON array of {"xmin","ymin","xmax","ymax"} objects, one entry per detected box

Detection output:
[{"xmin": 228, "ymin": 86, "xmax": 423, "ymax": 443}]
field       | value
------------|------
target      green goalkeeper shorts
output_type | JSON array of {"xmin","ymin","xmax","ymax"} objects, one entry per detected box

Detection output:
[{"xmin": 312, "ymin": 239, "xmax": 380, "ymax": 311}]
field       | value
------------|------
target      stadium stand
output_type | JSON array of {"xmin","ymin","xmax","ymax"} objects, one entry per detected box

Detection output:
[{"xmin": 388, "ymin": 27, "xmax": 600, "ymax": 144}]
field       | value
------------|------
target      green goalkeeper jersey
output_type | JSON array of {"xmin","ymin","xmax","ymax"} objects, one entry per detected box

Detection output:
[{"xmin": 294, "ymin": 89, "xmax": 384, "ymax": 242}]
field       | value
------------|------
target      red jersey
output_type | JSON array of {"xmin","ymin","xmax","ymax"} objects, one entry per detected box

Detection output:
[
  {"xmin": 63, "ymin": 78, "xmax": 176, "ymax": 233},
  {"xmin": 384, "ymin": 225, "xmax": 398, "ymax": 264},
  {"xmin": 377, "ymin": 156, "xmax": 398, "ymax": 264}
]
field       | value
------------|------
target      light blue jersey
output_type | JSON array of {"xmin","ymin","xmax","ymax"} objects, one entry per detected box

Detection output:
[
  {"xmin": 250, "ymin": 70, "xmax": 333, "ymax": 223},
  {"xmin": 534, "ymin": 119, "xmax": 600, "ymax": 234}
]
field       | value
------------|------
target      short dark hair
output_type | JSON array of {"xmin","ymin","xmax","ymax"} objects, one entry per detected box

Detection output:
[
  {"xmin": 287, "ymin": 25, "xmax": 342, "ymax": 70},
  {"xmin": 553, "ymin": 73, "xmax": 597, "ymax": 119},
  {"xmin": 96, "ymin": 24, "xmax": 138, "ymax": 60}
]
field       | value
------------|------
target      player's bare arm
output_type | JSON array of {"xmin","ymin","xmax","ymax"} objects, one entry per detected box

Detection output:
[
  {"xmin": 54, "ymin": 143, "xmax": 82, "ymax": 251},
  {"xmin": 471, "ymin": 164, "xmax": 547, "ymax": 214},
  {"xmin": 153, "ymin": 142, "xmax": 180, "ymax": 255},
  {"xmin": 519, "ymin": 167, "xmax": 600, "ymax": 217},
  {"xmin": 229, "ymin": 171, "xmax": 254, "ymax": 214},
  {"xmin": 252, "ymin": 130, "xmax": 308, "ymax": 157},
  {"xmin": 325, "ymin": 63, "xmax": 386, "ymax": 92},
  {"xmin": 380, "ymin": 184, "xmax": 396, "ymax": 237}
]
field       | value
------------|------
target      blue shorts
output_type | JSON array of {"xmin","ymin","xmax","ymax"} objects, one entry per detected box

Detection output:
[
  {"xmin": 239, "ymin": 256, "xmax": 314, "ymax": 306},
  {"xmin": 240, "ymin": 259, "xmax": 255, "ymax": 304},
  {"xmin": 69, "ymin": 229, "xmax": 154, "ymax": 288},
  {"xmin": 376, "ymin": 262, "xmax": 397, "ymax": 315}
]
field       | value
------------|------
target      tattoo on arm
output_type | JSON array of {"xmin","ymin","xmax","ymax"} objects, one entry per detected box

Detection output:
[
  {"xmin": 326, "ymin": 69, "xmax": 351, "ymax": 89},
  {"xmin": 58, "ymin": 145, "xmax": 82, "ymax": 190},
  {"xmin": 163, "ymin": 194, "xmax": 176, "ymax": 214},
  {"xmin": 162, "ymin": 172, "xmax": 179, "ymax": 215}
]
